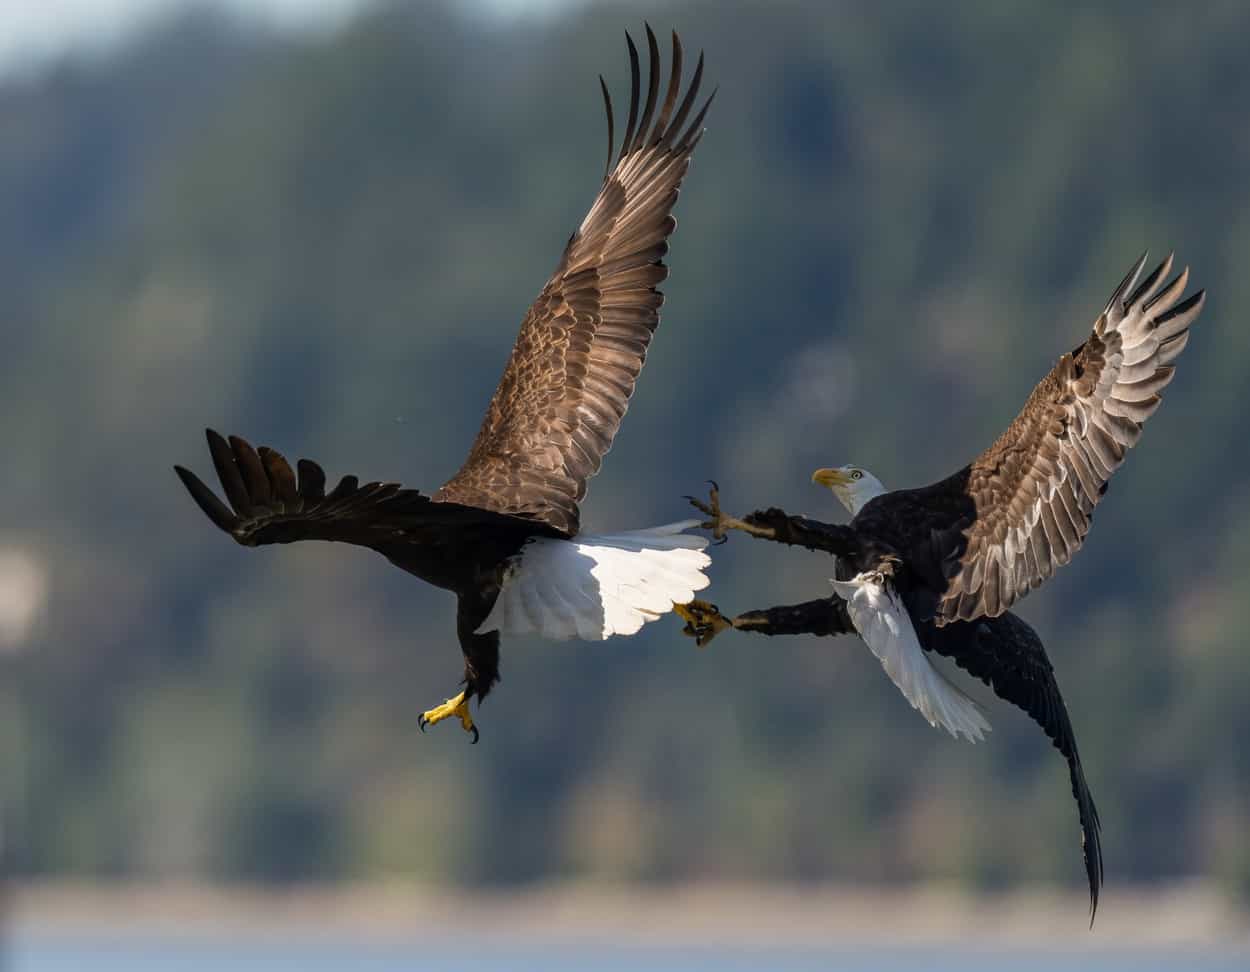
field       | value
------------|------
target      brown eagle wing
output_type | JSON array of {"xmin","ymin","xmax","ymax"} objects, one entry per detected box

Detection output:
[
  {"xmin": 928, "ymin": 252, "xmax": 1205, "ymax": 623},
  {"xmin": 176, "ymin": 430, "xmax": 543, "ymax": 549},
  {"xmin": 434, "ymin": 27, "xmax": 714, "ymax": 536}
]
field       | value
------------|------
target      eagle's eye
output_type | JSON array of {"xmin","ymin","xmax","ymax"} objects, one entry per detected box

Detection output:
[{"xmin": 851, "ymin": 470, "xmax": 863, "ymax": 481}]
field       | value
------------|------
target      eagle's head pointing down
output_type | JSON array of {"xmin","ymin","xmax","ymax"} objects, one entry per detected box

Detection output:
[{"xmin": 812, "ymin": 465, "xmax": 887, "ymax": 516}]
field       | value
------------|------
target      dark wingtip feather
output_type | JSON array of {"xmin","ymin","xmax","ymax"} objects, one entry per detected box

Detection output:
[
  {"xmin": 1156, "ymin": 288, "xmax": 1205, "ymax": 325},
  {"xmin": 229, "ymin": 434, "xmax": 272, "ymax": 507},
  {"xmin": 1081, "ymin": 783, "xmax": 1103, "ymax": 925},
  {"xmin": 678, "ymin": 85, "xmax": 717, "ymax": 150},
  {"xmin": 258, "ymin": 446, "xmax": 300, "ymax": 508},
  {"xmin": 1125, "ymin": 252, "xmax": 1173, "ymax": 310},
  {"xmin": 632, "ymin": 23, "xmax": 662, "ymax": 154},
  {"xmin": 650, "ymin": 29, "xmax": 683, "ymax": 146},
  {"xmin": 599, "ymin": 75, "xmax": 614, "ymax": 182},
  {"xmin": 324, "ymin": 474, "xmax": 359, "ymax": 503},
  {"xmin": 1107, "ymin": 250, "xmax": 1149, "ymax": 312},
  {"xmin": 664, "ymin": 50, "xmax": 704, "ymax": 149},
  {"xmin": 297, "ymin": 458, "xmax": 327, "ymax": 500},
  {"xmin": 205, "ymin": 428, "xmax": 253, "ymax": 516},
  {"xmin": 618, "ymin": 31, "xmax": 641, "ymax": 171},
  {"xmin": 174, "ymin": 464, "xmax": 239, "ymax": 534}
]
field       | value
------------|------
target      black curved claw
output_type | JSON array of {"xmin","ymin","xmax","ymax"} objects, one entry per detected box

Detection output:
[
  {"xmin": 682, "ymin": 495, "xmax": 696, "ymax": 503},
  {"xmin": 713, "ymin": 534, "xmax": 728, "ymax": 546},
  {"xmin": 418, "ymin": 715, "xmax": 427, "ymax": 733},
  {"xmin": 707, "ymin": 479, "xmax": 719, "ymax": 492},
  {"xmin": 469, "ymin": 725, "xmax": 480, "ymax": 745}
]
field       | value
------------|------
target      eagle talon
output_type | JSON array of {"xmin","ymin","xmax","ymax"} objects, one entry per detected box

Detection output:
[
  {"xmin": 674, "ymin": 598, "xmax": 734, "ymax": 647},
  {"xmin": 419, "ymin": 689, "xmax": 478, "ymax": 741},
  {"xmin": 688, "ymin": 481, "xmax": 732, "ymax": 540}
]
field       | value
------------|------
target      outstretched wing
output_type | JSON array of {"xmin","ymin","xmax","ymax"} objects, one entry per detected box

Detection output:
[
  {"xmin": 919, "ymin": 611, "xmax": 1103, "ymax": 920},
  {"xmin": 435, "ymin": 27, "xmax": 715, "ymax": 536},
  {"xmin": 929, "ymin": 252, "xmax": 1204, "ymax": 623},
  {"xmin": 175, "ymin": 429, "xmax": 542, "ymax": 549}
]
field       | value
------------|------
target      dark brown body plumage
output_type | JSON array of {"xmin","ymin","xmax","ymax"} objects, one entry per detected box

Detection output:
[{"xmin": 175, "ymin": 29, "xmax": 714, "ymax": 707}]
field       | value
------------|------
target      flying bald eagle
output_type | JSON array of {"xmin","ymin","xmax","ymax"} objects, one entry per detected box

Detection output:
[
  {"xmin": 175, "ymin": 28, "xmax": 716, "ymax": 741},
  {"xmin": 680, "ymin": 252, "xmax": 1205, "ymax": 916}
]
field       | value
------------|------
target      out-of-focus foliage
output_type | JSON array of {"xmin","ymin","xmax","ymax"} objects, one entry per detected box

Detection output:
[{"xmin": 3, "ymin": 0, "xmax": 1249, "ymax": 898}]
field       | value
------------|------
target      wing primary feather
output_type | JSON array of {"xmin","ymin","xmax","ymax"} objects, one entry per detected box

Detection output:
[
  {"xmin": 259, "ymin": 447, "xmax": 300, "ymax": 509},
  {"xmin": 617, "ymin": 31, "xmax": 641, "ymax": 170},
  {"xmin": 1153, "ymin": 289, "xmax": 1205, "ymax": 328},
  {"xmin": 296, "ymin": 458, "xmax": 326, "ymax": 500},
  {"xmin": 324, "ymin": 475, "xmax": 359, "ymax": 503},
  {"xmin": 174, "ymin": 465, "xmax": 238, "ymax": 533},
  {"xmin": 1142, "ymin": 268, "xmax": 1189, "ymax": 314},
  {"xmin": 678, "ymin": 87, "xmax": 717, "ymax": 150},
  {"xmin": 651, "ymin": 30, "xmax": 683, "ymax": 143},
  {"xmin": 206, "ymin": 428, "xmax": 253, "ymax": 516},
  {"xmin": 1157, "ymin": 329, "xmax": 1191, "ymax": 366},
  {"xmin": 1105, "ymin": 250, "xmax": 1148, "ymax": 313},
  {"xmin": 632, "ymin": 24, "xmax": 661, "ymax": 153},
  {"xmin": 229, "ymin": 435, "xmax": 272, "ymax": 507},
  {"xmin": 598, "ymin": 75, "xmax": 614, "ymax": 183},
  {"xmin": 664, "ymin": 50, "xmax": 704, "ymax": 147},
  {"xmin": 1125, "ymin": 253, "xmax": 1173, "ymax": 309}
]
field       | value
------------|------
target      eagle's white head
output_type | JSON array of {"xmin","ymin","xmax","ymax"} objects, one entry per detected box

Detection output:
[{"xmin": 811, "ymin": 465, "xmax": 887, "ymax": 515}]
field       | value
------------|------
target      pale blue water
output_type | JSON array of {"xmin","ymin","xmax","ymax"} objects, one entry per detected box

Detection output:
[{"xmin": 8, "ymin": 937, "xmax": 1248, "ymax": 972}]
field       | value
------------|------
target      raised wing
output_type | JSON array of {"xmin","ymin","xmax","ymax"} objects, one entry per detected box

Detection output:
[
  {"xmin": 920, "ymin": 611, "xmax": 1103, "ymax": 920},
  {"xmin": 930, "ymin": 252, "xmax": 1204, "ymax": 622},
  {"xmin": 175, "ymin": 429, "xmax": 540, "ymax": 549},
  {"xmin": 435, "ymin": 27, "xmax": 715, "ymax": 536}
]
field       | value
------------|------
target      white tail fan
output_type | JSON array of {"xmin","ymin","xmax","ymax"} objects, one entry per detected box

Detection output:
[
  {"xmin": 477, "ymin": 520, "xmax": 712, "ymax": 641},
  {"xmin": 832, "ymin": 572, "xmax": 991, "ymax": 742}
]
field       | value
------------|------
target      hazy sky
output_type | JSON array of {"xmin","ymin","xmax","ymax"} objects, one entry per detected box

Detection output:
[{"xmin": 0, "ymin": 0, "xmax": 579, "ymax": 78}]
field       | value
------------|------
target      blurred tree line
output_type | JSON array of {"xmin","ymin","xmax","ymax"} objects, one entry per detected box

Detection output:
[{"xmin": 3, "ymin": 0, "xmax": 1249, "ymax": 899}]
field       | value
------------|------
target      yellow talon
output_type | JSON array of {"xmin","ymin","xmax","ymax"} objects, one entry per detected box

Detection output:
[
  {"xmin": 418, "ymin": 690, "xmax": 479, "ymax": 743},
  {"xmin": 674, "ymin": 599, "xmax": 733, "ymax": 647},
  {"xmin": 673, "ymin": 601, "xmax": 701, "ymax": 625}
]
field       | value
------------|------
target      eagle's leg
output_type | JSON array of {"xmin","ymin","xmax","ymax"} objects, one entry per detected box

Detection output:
[
  {"xmin": 688, "ymin": 486, "xmax": 858, "ymax": 558},
  {"xmin": 685, "ymin": 482, "xmax": 778, "ymax": 542},
  {"xmin": 677, "ymin": 596, "xmax": 856, "ymax": 646},
  {"xmin": 418, "ymin": 595, "xmax": 501, "ymax": 743}
]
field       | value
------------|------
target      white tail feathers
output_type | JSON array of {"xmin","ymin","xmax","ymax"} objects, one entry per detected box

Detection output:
[
  {"xmin": 832, "ymin": 572, "xmax": 991, "ymax": 743},
  {"xmin": 477, "ymin": 520, "xmax": 712, "ymax": 641}
]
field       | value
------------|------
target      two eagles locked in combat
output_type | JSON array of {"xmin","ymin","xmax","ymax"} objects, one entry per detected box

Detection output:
[{"xmin": 174, "ymin": 28, "xmax": 1205, "ymax": 918}]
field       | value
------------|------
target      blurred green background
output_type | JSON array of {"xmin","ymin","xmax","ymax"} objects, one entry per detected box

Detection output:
[{"xmin": 2, "ymin": 0, "xmax": 1248, "ymax": 906}]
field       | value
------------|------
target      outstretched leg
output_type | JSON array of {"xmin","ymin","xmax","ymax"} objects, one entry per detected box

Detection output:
[
  {"xmin": 675, "ymin": 596, "xmax": 856, "ymax": 647},
  {"xmin": 418, "ymin": 593, "xmax": 501, "ymax": 744},
  {"xmin": 686, "ymin": 483, "xmax": 857, "ymax": 557}
]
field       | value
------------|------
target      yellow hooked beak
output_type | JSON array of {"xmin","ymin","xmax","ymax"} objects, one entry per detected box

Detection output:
[{"xmin": 811, "ymin": 468, "xmax": 850, "ymax": 489}]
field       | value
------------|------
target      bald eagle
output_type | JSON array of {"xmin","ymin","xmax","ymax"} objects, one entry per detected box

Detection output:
[
  {"xmin": 681, "ymin": 252, "xmax": 1205, "ymax": 916},
  {"xmin": 175, "ymin": 28, "xmax": 716, "ymax": 741}
]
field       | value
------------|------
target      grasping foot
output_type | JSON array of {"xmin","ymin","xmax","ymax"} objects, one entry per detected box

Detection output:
[
  {"xmin": 674, "ymin": 598, "xmax": 734, "ymax": 647},
  {"xmin": 685, "ymin": 481, "xmax": 777, "ymax": 542},
  {"xmin": 418, "ymin": 689, "xmax": 479, "ymax": 743}
]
